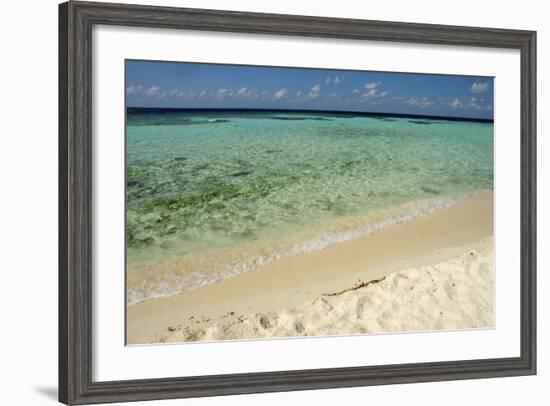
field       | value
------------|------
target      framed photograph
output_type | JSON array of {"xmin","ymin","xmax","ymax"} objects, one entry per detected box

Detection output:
[{"xmin": 59, "ymin": 1, "xmax": 536, "ymax": 404}]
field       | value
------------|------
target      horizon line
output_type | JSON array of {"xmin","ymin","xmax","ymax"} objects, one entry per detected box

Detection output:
[{"xmin": 126, "ymin": 106, "xmax": 494, "ymax": 123}]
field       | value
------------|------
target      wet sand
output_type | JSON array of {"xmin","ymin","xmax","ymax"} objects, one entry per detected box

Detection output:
[{"xmin": 127, "ymin": 191, "xmax": 493, "ymax": 344}]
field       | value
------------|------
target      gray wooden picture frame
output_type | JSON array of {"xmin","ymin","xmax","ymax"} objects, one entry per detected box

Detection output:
[{"xmin": 59, "ymin": 1, "xmax": 537, "ymax": 404}]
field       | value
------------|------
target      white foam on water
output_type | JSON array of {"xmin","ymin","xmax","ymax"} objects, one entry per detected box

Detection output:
[{"xmin": 127, "ymin": 192, "xmax": 477, "ymax": 305}]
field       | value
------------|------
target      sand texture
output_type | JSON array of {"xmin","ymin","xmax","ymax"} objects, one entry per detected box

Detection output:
[
  {"xmin": 155, "ymin": 238, "xmax": 493, "ymax": 343},
  {"xmin": 127, "ymin": 191, "xmax": 494, "ymax": 344}
]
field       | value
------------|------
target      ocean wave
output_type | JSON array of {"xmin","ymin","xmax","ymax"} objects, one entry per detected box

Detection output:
[
  {"xmin": 127, "ymin": 118, "xmax": 230, "ymax": 127},
  {"xmin": 127, "ymin": 192, "xmax": 477, "ymax": 305}
]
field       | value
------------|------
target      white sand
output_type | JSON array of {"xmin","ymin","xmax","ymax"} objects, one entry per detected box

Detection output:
[
  {"xmin": 158, "ymin": 237, "xmax": 493, "ymax": 343},
  {"xmin": 127, "ymin": 192, "xmax": 493, "ymax": 344}
]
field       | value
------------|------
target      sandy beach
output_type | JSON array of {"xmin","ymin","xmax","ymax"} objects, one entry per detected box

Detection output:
[{"xmin": 127, "ymin": 191, "xmax": 493, "ymax": 344}]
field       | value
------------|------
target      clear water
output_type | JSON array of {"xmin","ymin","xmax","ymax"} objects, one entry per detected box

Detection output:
[{"xmin": 126, "ymin": 109, "xmax": 493, "ymax": 304}]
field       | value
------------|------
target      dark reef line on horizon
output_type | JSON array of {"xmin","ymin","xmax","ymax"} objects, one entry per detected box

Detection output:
[{"xmin": 126, "ymin": 107, "xmax": 494, "ymax": 124}]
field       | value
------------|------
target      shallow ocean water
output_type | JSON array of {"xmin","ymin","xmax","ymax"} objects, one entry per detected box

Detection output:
[{"xmin": 126, "ymin": 109, "xmax": 493, "ymax": 303}]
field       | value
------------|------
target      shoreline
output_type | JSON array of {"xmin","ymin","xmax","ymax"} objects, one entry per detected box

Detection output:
[
  {"xmin": 127, "ymin": 192, "xmax": 486, "ymax": 305},
  {"xmin": 127, "ymin": 190, "xmax": 493, "ymax": 344},
  {"xmin": 156, "ymin": 238, "xmax": 493, "ymax": 343}
]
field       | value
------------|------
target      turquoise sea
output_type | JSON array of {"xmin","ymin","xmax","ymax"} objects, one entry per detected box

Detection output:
[{"xmin": 126, "ymin": 108, "xmax": 494, "ymax": 304}]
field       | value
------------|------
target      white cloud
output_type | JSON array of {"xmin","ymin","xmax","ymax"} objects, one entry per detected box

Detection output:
[
  {"xmin": 162, "ymin": 89, "xmax": 195, "ymax": 98},
  {"xmin": 144, "ymin": 85, "xmax": 160, "ymax": 96},
  {"xmin": 352, "ymin": 88, "xmax": 360, "ymax": 95},
  {"xmin": 362, "ymin": 82, "xmax": 387, "ymax": 98},
  {"xmin": 307, "ymin": 84, "xmax": 321, "ymax": 98},
  {"xmin": 470, "ymin": 81, "xmax": 490, "ymax": 93},
  {"xmin": 361, "ymin": 82, "xmax": 390, "ymax": 99},
  {"xmin": 364, "ymin": 81, "xmax": 381, "ymax": 90},
  {"xmin": 296, "ymin": 91, "xmax": 302, "ymax": 97},
  {"xmin": 363, "ymin": 89, "xmax": 378, "ymax": 98},
  {"xmin": 326, "ymin": 75, "xmax": 344, "ymax": 85},
  {"xmin": 199, "ymin": 91, "xmax": 207, "ymax": 97},
  {"xmin": 449, "ymin": 98, "xmax": 463, "ymax": 109},
  {"xmin": 216, "ymin": 88, "xmax": 233, "ymax": 98},
  {"xmin": 400, "ymin": 97, "xmax": 435, "ymax": 108},
  {"xmin": 233, "ymin": 87, "xmax": 256, "ymax": 98},
  {"xmin": 273, "ymin": 88, "xmax": 288, "ymax": 99},
  {"xmin": 467, "ymin": 96, "xmax": 492, "ymax": 111},
  {"xmin": 468, "ymin": 97, "xmax": 481, "ymax": 110},
  {"xmin": 126, "ymin": 84, "xmax": 143, "ymax": 95},
  {"xmin": 237, "ymin": 87, "xmax": 258, "ymax": 97}
]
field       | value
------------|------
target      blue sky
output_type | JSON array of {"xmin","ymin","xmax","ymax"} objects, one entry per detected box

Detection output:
[{"xmin": 126, "ymin": 60, "xmax": 494, "ymax": 119}]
